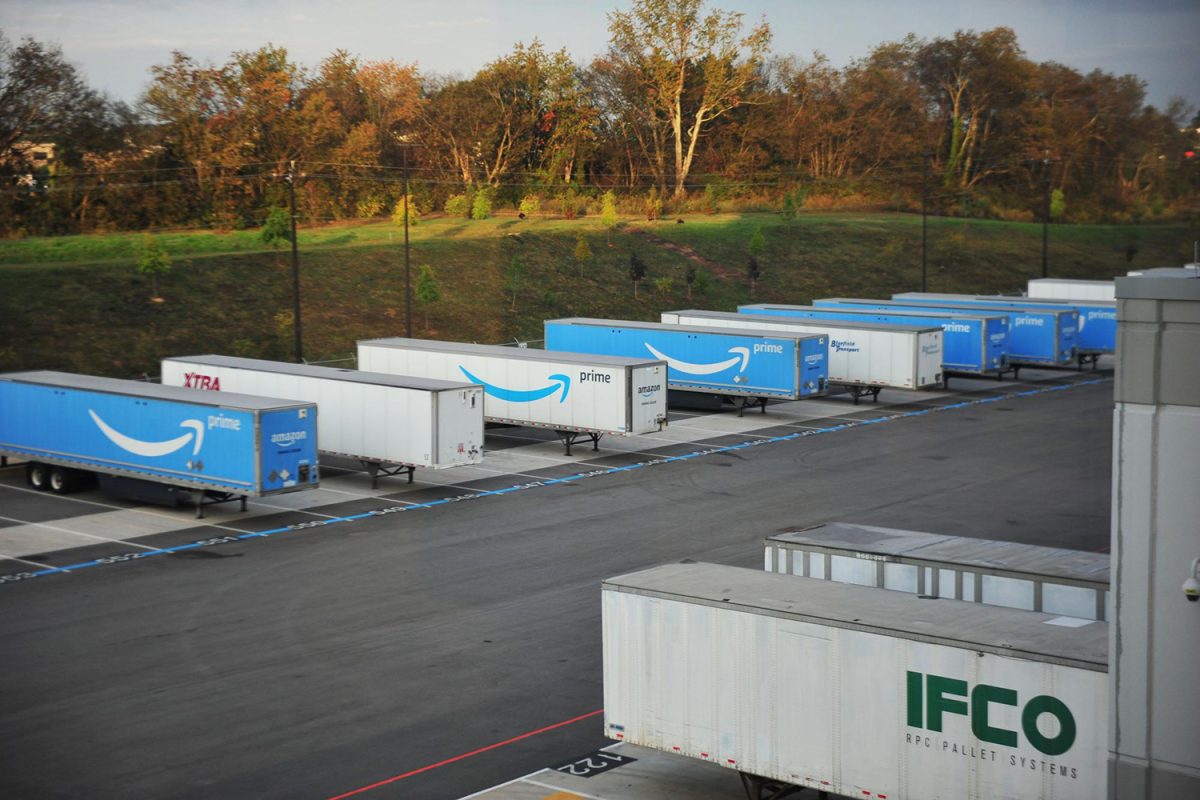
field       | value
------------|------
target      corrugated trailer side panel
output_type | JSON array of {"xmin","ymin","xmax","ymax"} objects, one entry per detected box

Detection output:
[
  {"xmin": 603, "ymin": 564, "xmax": 1107, "ymax": 800},
  {"xmin": 357, "ymin": 339, "xmax": 666, "ymax": 435}
]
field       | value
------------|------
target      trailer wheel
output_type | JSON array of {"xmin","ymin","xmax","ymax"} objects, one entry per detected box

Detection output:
[
  {"xmin": 49, "ymin": 467, "xmax": 76, "ymax": 495},
  {"xmin": 27, "ymin": 462, "xmax": 51, "ymax": 491}
]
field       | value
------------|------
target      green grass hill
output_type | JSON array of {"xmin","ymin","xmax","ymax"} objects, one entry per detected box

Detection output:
[{"xmin": 1, "ymin": 211, "xmax": 1195, "ymax": 377}]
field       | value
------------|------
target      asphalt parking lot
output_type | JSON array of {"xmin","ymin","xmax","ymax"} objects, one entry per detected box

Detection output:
[{"xmin": 0, "ymin": 367, "xmax": 1114, "ymax": 799}]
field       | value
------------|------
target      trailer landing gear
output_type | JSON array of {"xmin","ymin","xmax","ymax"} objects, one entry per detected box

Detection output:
[
  {"xmin": 556, "ymin": 430, "xmax": 602, "ymax": 456},
  {"xmin": 362, "ymin": 461, "xmax": 416, "ymax": 489},
  {"xmin": 847, "ymin": 386, "xmax": 882, "ymax": 405},
  {"xmin": 732, "ymin": 396, "xmax": 769, "ymax": 417},
  {"xmin": 738, "ymin": 772, "xmax": 811, "ymax": 800}
]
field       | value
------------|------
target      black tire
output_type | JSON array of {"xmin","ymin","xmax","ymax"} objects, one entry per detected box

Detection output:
[
  {"xmin": 49, "ymin": 466, "xmax": 75, "ymax": 495},
  {"xmin": 27, "ymin": 462, "xmax": 50, "ymax": 491}
]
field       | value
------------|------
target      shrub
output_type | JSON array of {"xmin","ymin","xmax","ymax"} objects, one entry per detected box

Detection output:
[
  {"xmin": 471, "ymin": 189, "xmax": 493, "ymax": 221},
  {"xmin": 519, "ymin": 194, "xmax": 541, "ymax": 217},
  {"xmin": 444, "ymin": 193, "xmax": 469, "ymax": 217}
]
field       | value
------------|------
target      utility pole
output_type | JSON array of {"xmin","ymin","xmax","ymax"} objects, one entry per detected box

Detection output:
[
  {"xmin": 403, "ymin": 145, "xmax": 412, "ymax": 338},
  {"xmin": 1041, "ymin": 153, "xmax": 1050, "ymax": 279},
  {"xmin": 921, "ymin": 154, "xmax": 929, "ymax": 292},
  {"xmin": 287, "ymin": 160, "xmax": 303, "ymax": 362}
]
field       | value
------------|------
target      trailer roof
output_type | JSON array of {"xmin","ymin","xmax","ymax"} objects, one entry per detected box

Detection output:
[
  {"xmin": 769, "ymin": 522, "xmax": 1109, "ymax": 586},
  {"xmin": 0, "ymin": 370, "xmax": 313, "ymax": 411},
  {"xmin": 164, "ymin": 355, "xmax": 479, "ymax": 392},
  {"xmin": 358, "ymin": 337, "xmax": 666, "ymax": 368},
  {"xmin": 675, "ymin": 309, "xmax": 941, "ymax": 334},
  {"xmin": 889, "ymin": 295, "xmax": 1076, "ymax": 317},
  {"xmin": 770, "ymin": 301, "xmax": 1007, "ymax": 322},
  {"xmin": 547, "ymin": 317, "xmax": 827, "ymax": 342},
  {"xmin": 604, "ymin": 562, "xmax": 1108, "ymax": 671},
  {"xmin": 898, "ymin": 292, "xmax": 1114, "ymax": 309}
]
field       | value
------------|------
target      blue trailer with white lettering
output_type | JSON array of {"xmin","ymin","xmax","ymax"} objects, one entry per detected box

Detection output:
[
  {"xmin": 745, "ymin": 301, "xmax": 1009, "ymax": 380},
  {"xmin": 0, "ymin": 371, "xmax": 319, "ymax": 517},
  {"xmin": 812, "ymin": 297, "xmax": 1077, "ymax": 374},
  {"xmin": 892, "ymin": 292, "xmax": 1115, "ymax": 367},
  {"xmin": 544, "ymin": 317, "xmax": 828, "ymax": 414}
]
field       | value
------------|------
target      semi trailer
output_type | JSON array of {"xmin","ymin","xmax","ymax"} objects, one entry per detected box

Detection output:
[
  {"xmin": 661, "ymin": 308, "xmax": 943, "ymax": 402},
  {"xmin": 357, "ymin": 338, "xmax": 667, "ymax": 455},
  {"xmin": 544, "ymin": 317, "xmax": 828, "ymax": 413},
  {"xmin": 1027, "ymin": 277, "xmax": 1115, "ymax": 302},
  {"xmin": 764, "ymin": 300, "xmax": 1010, "ymax": 379},
  {"xmin": 603, "ymin": 562, "xmax": 1107, "ymax": 800},
  {"xmin": 0, "ymin": 371, "xmax": 319, "ymax": 517},
  {"xmin": 161, "ymin": 355, "xmax": 484, "ymax": 486}
]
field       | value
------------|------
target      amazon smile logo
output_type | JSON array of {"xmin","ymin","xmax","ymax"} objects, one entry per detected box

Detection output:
[
  {"xmin": 644, "ymin": 343, "xmax": 750, "ymax": 375},
  {"xmin": 89, "ymin": 410, "xmax": 205, "ymax": 458},
  {"xmin": 459, "ymin": 366, "xmax": 571, "ymax": 403}
]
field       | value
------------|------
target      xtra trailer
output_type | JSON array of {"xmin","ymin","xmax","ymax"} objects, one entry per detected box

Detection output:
[
  {"xmin": 661, "ymin": 308, "xmax": 942, "ymax": 403},
  {"xmin": 603, "ymin": 562, "xmax": 1107, "ymax": 800},
  {"xmin": 161, "ymin": 355, "xmax": 484, "ymax": 487},
  {"xmin": 0, "ymin": 370, "xmax": 319, "ymax": 517},
  {"xmin": 543, "ymin": 317, "xmax": 828, "ymax": 414},
  {"xmin": 817, "ymin": 297, "xmax": 1077, "ymax": 375},
  {"xmin": 357, "ymin": 338, "xmax": 667, "ymax": 455},
  {"xmin": 767, "ymin": 300, "xmax": 1010, "ymax": 380},
  {"xmin": 764, "ymin": 522, "xmax": 1109, "ymax": 620},
  {"xmin": 891, "ymin": 292, "xmax": 1115, "ymax": 368}
]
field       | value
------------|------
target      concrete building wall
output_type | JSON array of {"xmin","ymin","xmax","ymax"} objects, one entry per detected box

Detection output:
[{"xmin": 1109, "ymin": 275, "xmax": 1200, "ymax": 798}]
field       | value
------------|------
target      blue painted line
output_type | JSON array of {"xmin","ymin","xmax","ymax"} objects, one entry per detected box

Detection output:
[{"xmin": 0, "ymin": 377, "xmax": 1109, "ymax": 587}]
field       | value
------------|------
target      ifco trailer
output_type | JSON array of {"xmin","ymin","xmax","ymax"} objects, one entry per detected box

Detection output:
[
  {"xmin": 764, "ymin": 522, "xmax": 1110, "ymax": 620},
  {"xmin": 357, "ymin": 338, "xmax": 667, "ymax": 455},
  {"xmin": 543, "ymin": 317, "xmax": 828, "ymax": 413},
  {"xmin": 661, "ymin": 309, "xmax": 941, "ymax": 403},
  {"xmin": 161, "ymin": 355, "xmax": 484, "ymax": 486},
  {"xmin": 0, "ymin": 371, "xmax": 319, "ymax": 517},
  {"xmin": 603, "ymin": 562, "xmax": 1108, "ymax": 800},
  {"xmin": 891, "ymin": 292, "xmax": 1114, "ymax": 366},
  {"xmin": 779, "ymin": 300, "xmax": 1010, "ymax": 379},
  {"xmin": 820, "ymin": 297, "xmax": 1077, "ymax": 373},
  {"xmin": 1027, "ymin": 277, "xmax": 1115, "ymax": 302}
]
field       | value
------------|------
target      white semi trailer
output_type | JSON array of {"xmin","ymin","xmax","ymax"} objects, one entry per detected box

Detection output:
[
  {"xmin": 1027, "ymin": 278, "xmax": 1115, "ymax": 302},
  {"xmin": 357, "ymin": 338, "xmax": 667, "ymax": 455},
  {"xmin": 764, "ymin": 522, "xmax": 1110, "ymax": 620},
  {"xmin": 603, "ymin": 562, "xmax": 1107, "ymax": 800},
  {"xmin": 162, "ymin": 355, "xmax": 484, "ymax": 486}
]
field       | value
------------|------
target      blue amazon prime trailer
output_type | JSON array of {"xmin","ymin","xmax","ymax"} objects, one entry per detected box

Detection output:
[
  {"xmin": 0, "ymin": 371, "xmax": 319, "ymax": 517},
  {"xmin": 818, "ymin": 297, "xmax": 1077, "ymax": 374},
  {"xmin": 746, "ymin": 301, "xmax": 1009, "ymax": 380},
  {"xmin": 544, "ymin": 317, "xmax": 828, "ymax": 414},
  {"xmin": 891, "ymin": 292, "xmax": 1115, "ymax": 367}
]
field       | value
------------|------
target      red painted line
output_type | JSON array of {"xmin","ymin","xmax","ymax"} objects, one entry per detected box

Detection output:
[{"xmin": 324, "ymin": 708, "xmax": 604, "ymax": 800}]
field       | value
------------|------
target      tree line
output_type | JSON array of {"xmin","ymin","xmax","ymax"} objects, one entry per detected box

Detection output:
[{"xmin": 1, "ymin": 0, "xmax": 1197, "ymax": 238}]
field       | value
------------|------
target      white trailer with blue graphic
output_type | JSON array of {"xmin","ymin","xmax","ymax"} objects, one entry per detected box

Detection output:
[
  {"xmin": 661, "ymin": 309, "xmax": 942, "ymax": 403},
  {"xmin": 161, "ymin": 355, "xmax": 485, "ymax": 487},
  {"xmin": 544, "ymin": 317, "xmax": 829, "ymax": 414},
  {"xmin": 604, "ymin": 562, "xmax": 1107, "ymax": 800},
  {"xmin": 0, "ymin": 371, "xmax": 319, "ymax": 517},
  {"xmin": 357, "ymin": 338, "xmax": 667, "ymax": 455}
]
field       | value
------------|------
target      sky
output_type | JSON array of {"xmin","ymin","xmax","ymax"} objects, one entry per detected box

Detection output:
[{"xmin": 2, "ymin": 0, "xmax": 1197, "ymax": 113}]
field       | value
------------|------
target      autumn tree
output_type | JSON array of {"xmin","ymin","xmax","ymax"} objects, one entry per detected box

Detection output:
[
  {"xmin": 629, "ymin": 251, "xmax": 648, "ymax": 297},
  {"xmin": 137, "ymin": 235, "xmax": 171, "ymax": 299},
  {"xmin": 607, "ymin": 0, "xmax": 771, "ymax": 198},
  {"xmin": 414, "ymin": 264, "xmax": 441, "ymax": 329},
  {"xmin": 573, "ymin": 233, "xmax": 593, "ymax": 278},
  {"xmin": 600, "ymin": 190, "xmax": 618, "ymax": 245}
]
